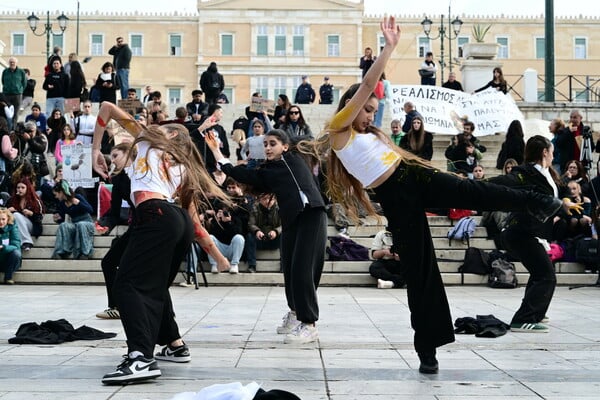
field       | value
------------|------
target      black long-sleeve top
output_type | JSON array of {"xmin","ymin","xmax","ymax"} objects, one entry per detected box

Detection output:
[{"xmin": 219, "ymin": 151, "xmax": 325, "ymax": 229}]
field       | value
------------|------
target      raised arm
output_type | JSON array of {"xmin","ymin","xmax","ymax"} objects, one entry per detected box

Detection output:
[
  {"xmin": 330, "ymin": 16, "xmax": 400, "ymax": 130},
  {"xmin": 92, "ymin": 102, "xmax": 143, "ymax": 179}
]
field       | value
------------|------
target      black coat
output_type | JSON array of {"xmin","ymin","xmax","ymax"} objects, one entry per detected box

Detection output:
[
  {"xmin": 399, "ymin": 131, "xmax": 433, "ymax": 160},
  {"xmin": 190, "ymin": 123, "xmax": 230, "ymax": 172}
]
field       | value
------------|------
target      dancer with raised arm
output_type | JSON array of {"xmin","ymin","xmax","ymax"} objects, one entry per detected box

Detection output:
[
  {"xmin": 91, "ymin": 102, "xmax": 231, "ymax": 384},
  {"xmin": 316, "ymin": 16, "xmax": 572, "ymax": 374}
]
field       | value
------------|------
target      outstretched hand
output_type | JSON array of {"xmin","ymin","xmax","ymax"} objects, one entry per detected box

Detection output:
[
  {"xmin": 93, "ymin": 149, "xmax": 109, "ymax": 179},
  {"xmin": 563, "ymin": 198, "xmax": 584, "ymax": 216},
  {"xmin": 380, "ymin": 16, "xmax": 401, "ymax": 48},
  {"xmin": 205, "ymin": 130, "xmax": 219, "ymax": 151}
]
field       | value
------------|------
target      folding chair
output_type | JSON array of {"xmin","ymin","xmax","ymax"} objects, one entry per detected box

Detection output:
[{"xmin": 182, "ymin": 242, "xmax": 208, "ymax": 289}]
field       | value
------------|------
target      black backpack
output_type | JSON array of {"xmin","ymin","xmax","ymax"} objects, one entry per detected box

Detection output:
[
  {"xmin": 232, "ymin": 116, "xmax": 249, "ymax": 134},
  {"xmin": 487, "ymin": 251, "xmax": 518, "ymax": 289},
  {"xmin": 458, "ymin": 247, "xmax": 491, "ymax": 284}
]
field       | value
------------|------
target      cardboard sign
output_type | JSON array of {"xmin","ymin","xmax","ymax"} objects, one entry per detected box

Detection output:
[
  {"xmin": 118, "ymin": 99, "xmax": 143, "ymax": 116},
  {"xmin": 248, "ymin": 96, "xmax": 275, "ymax": 115},
  {"xmin": 64, "ymin": 98, "xmax": 81, "ymax": 113}
]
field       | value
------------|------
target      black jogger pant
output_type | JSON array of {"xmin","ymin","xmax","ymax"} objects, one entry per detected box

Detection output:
[
  {"xmin": 374, "ymin": 163, "xmax": 537, "ymax": 353},
  {"xmin": 280, "ymin": 207, "xmax": 327, "ymax": 324},
  {"xmin": 114, "ymin": 200, "xmax": 193, "ymax": 358}
]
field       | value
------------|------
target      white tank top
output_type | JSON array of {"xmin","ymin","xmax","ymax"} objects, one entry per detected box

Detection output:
[
  {"xmin": 333, "ymin": 131, "xmax": 400, "ymax": 187},
  {"xmin": 127, "ymin": 141, "xmax": 183, "ymax": 203}
]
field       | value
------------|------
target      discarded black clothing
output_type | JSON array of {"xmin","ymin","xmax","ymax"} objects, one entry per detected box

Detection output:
[
  {"xmin": 8, "ymin": 318, "xmax": 117, "ymax": 344},
  {"xmin": 454, "ymin": 314, "xmax": 510, "ymax": 338},
  {"xmin": 254, "ymin": 388, "xmax": 302, "ymax": 400}
]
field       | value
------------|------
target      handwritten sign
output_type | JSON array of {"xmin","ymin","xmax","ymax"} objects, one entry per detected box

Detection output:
[
  {"xmin": 118, "ymin": 99, "xmax": 143, "ymax": 116},
  {"xmin": 64, "ymin": 98, "xmax": 81, "ymax": 113},
  {"xmin": 248, "ymin": 96, "xmax": 275, "ymax": 115},
  {"xmin": 390, "ymin": 85, "xmax": 523, "ymax": 136},
  {"xmin": 61, "ymin": 143, "xmax": 94, "ymax": 188}
]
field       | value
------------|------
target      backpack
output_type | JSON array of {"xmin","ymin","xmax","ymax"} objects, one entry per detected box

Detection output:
[
  {"xmin": 575, "ymin": 237, "xmax": 600, "ymax": 267},
  {"xmin": 447, "ymin": 216, "xmax": 476, "ymax": 246},
  {"xmin": 487, "ymin": 251, "xmax": 518, "ymax": 288},
  {"xmin": 458, "ymin": 247, "xmax": 491, "ymax": 284},
  {"xmin": 232, "ymin": 116, "xmax": 249, "ymax": 134},
  {"xmin": 210, "ymin": 74, "xmax": 221, "ymax": 89},
  {"xmin": 326, "ymin": 236, "xmax": 369, "ymax": 261},
  {"xmin": 374, "ymin": 80, "xmax": 385, "ymax": 100}
]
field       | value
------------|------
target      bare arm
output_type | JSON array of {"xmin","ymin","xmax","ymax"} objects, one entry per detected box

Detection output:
[
  {"xmin": 329, "ymin": 17, "xmax": 401, "ymax": 131},
  {"xmin": 92, "ymin": 102, "xmax": 143, "ymax": 178}
]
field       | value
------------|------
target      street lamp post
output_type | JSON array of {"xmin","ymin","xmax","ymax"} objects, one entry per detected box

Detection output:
[
  {"xmin": 27, "ymin": 11, "xmax": 69, "ymax": 60},
  {"xmin": 421, "ymin": 13, "xmax": 463, "ymax": 84}
]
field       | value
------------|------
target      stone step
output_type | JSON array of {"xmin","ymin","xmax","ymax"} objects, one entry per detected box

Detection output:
[
  {"xmin": 18, "ymin": 257, "xmax": 590, "ymax": 275},
  {"xmin": 11, "ymin": 269, "xmax": 598, "ymax": 287}
]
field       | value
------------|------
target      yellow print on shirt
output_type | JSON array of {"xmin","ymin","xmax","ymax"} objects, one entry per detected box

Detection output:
[
  {"xmin": 135, "ymin": 156, "xmax": 149, "ymax": 175},
  {"xmin": 381, "ymin": 151, "xmax": 398, "ymax": 166}
]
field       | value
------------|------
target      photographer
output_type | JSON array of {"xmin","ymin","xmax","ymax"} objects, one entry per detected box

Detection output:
[
  {"xmin": 13, "ymin": 122, "xmax": 50, "ymax": 188},
  {"xmin": 206, "ymin": 203, "xmax": 245, "ymax": 275},
  {"xmin": 246, "ymin": 193, "xmax": 282, "ymax": 273}
]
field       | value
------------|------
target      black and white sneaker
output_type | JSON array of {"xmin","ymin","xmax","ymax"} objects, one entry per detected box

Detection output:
[
  {"xmin": 155, "ymin": 343, "xmax": 191, "ymax": 363},
  {"xmin": 102, "ymin": 354, "xmax": 161, "ymax": 385}
]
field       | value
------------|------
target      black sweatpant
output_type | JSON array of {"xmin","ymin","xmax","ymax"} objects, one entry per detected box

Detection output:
[
  {"xmin": 499, "ymin": 228, "xmax": 556, "ymax": 324},
  {"xmin": 374, "ymin": 163, "xmax": 537, "ymax": 353},
  {"xmin": 369, "ymin": 259, "xmax": 406, "ymax": 288},
  {"xmin": 101, "ymin": 229, "xmax": 130, "ymax": 309},
  {"xmin": 114, "ymin": 200, "xmax": 193, "ymax": 358},
  {"xmin": 280, "ymin": 207, "xmax": 327, "ymax": 324}
]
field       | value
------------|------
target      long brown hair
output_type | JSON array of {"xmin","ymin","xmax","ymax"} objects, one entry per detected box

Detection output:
[
  {"xmin": 130, "ymin": 123, "xmax": 231, "ymax": 212},
  {"xmin": 304, "ymin": 83, "xmax": 433, "ymax": 222},
  {"xmin": 406, "ymin": 115, "xmax": 426, "ymax": 155}
]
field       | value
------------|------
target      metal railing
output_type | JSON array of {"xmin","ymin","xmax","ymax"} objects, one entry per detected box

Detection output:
[{"xmin": 506, "ymin": 74, "xmax": 600, "ymax": 103}]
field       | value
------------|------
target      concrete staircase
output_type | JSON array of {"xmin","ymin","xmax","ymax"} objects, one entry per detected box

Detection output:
[{"xmin": 16, "ymin": 213, "xmax": 599, "ymax": 287}]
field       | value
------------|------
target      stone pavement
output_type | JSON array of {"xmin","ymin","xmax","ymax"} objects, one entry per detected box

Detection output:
[{"xmin": 0, "ymin": 284, "xmax": 599, "ymax": 400}]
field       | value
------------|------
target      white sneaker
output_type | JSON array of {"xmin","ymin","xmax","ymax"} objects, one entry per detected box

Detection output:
[
  {"xmin": 284, "ymin": 323, "xmax": 319, "ymax": 344},
  {"xmin": 211, "ymin": 265, "xmax": 218, "ymax": 274},
  {"xmin": 229, "ymin": 264, "xmax": 239, "ymax": 274},
  {"xmin": 337, "ymin": 228, "xmax": 350, "ymax": 239},
  {"xmin": 377, "ymin": 279, "xmax": 394, "ymax": 289},
  {"xmin": 276, "ymin": 311, "xmax": 300, "ymax": 334}
]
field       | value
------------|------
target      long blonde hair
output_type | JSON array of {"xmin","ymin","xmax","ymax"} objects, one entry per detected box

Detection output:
[
  {"xmin": 130, "ymin": 123, "xmax": 231, "ymax": 212},
  {"xmin": 302, "ymin": 83, "xmax": 433, "ymax": 222}
]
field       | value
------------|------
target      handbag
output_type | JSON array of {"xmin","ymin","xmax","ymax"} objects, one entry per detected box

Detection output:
[{"xmin": 419, "ymin": 69, "xmax": 434, "ymax": 78}]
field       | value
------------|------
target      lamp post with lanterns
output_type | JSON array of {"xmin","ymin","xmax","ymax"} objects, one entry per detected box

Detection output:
[
  {"xmin": 421, "ymin": 12, "xmax": 463, "ymax": 84},
  {"xmin": 26, "ymin": 11, "xmax": 69, "ymax": 60}
]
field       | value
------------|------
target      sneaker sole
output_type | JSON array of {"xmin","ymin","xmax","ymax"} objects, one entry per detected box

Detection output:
[
  {"xmin": 510, "ymin": 323, "xmax": 549, "ymax": 333},
  {"xmin": 102, "ymin": 369, "xmax": 161, "ymax": 384},
  {"xmin": 155, "ymin": 354, "xmax": 191, "ymax": 363}
]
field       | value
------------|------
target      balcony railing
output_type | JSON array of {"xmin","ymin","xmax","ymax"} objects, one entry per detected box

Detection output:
[{"xmin": 506, "ymin": 74, "xmax": 600, "ymax": 103}]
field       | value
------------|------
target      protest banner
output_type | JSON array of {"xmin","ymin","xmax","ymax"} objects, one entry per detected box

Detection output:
[
  {"xmin": 390, "ymin": 85, "xmax": 523, "ymax": 136},
  {"xmin": 61, "ymin": 143, "xmax": 95, "ymax": 188},
  {"xmin": 248, "ymin": 96, "xmax": 275, "ymax": 115},
  {"xmin": 64, "ymin": 98, "xmax": 81, "ymax": 113},
  {"xmin": 118, "ymin": 99, "xmax": 143, "ymax": 116}
]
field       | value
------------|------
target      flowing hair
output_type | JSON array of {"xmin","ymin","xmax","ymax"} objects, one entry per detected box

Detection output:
[
  {"xmin": 129, "ymin": 123, "xmax": 231, "ymax": 213},
  {"xmin": 300, "ymin": 83, "xmax": 433, "ymax": 222}
]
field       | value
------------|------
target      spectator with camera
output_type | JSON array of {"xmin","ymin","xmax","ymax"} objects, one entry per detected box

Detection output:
[
  {"xmin": 246, "ymin": 193, "xmax": 282, "ymax": 273},
  {"xmin": 13, "ymin": 121, "xmax": 50, "ymax": 188},
  {"xmin": 206, "ymin": 204, "xmax": 246, "ymax": 275}
]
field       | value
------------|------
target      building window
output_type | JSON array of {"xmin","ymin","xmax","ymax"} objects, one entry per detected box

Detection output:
[
  {"xmin": 457, "ymin": 36, "xmax": 469, "ymax": 58},
  {"xmin": 257, "ymin": 25, "xmax": 268, "ymax": 56},
  {"xmin": 537, "ymin": 90, "xmax": 545, "ymax": 102},
  {"xmin": 130, "ymin": 34, "xmax": 143, "ymax": 56},
  {"xmin": 91, "ymin": 34, "xmax": 103, "ymax": 56},
  {"xmin": 496, "ymin": 37, "xmax": 509, "ymax": 59},
  {"xmin": 12, "ymin": 33, "xmax": 25, "ymax": 55},
  {"xmin": 327, "ymin": 35, "xmax": 340, "ymax": 57},
  {"xmin": 52, "ymin": 34, "xmax": 64, "ymax": 51},
  {"xmin": 222, "ymin": 87, "xmax": 233, "ymax": 103},
  {"xmin": 292, "ymin": 25, "xmax": 304, "ymax": 56},
  {"xmin": 574, "ymin": 89, "xmax": 589, "ymax": 102},
  {"xmin": 168, "ymin": 88, "xmax": 181, "ymax": 105},
  {"xmin": 256, "ymin": 76, "xmax": 269, "ymax": 98},
  {"xmin": 574, "ymin": 37, "xmax": 587, "ymax": 59},
  {"xmin": 169, "ymin": 34, "xmax": 182, "ymax": 56},
  {"xmin": 221, "ymin": 34, "xmax": 233, "ymax": 56},
  {"xmin": 273, "ymin": 76, "xmax": 286, "ymax": 98},
  {"xmin": 535, "ymin": 37, "xmax": 545, "ymax": 59},
  {"xmin": 275, "ymin": 25, "xmax": 286, "ymax": 56},
  {"xmin": 418, "ymin": 37, "xmax": 431, "ymax": 58},
  {"xmin": 378, "ymin": 35, "xmax": 385, "ymax": 54}
]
